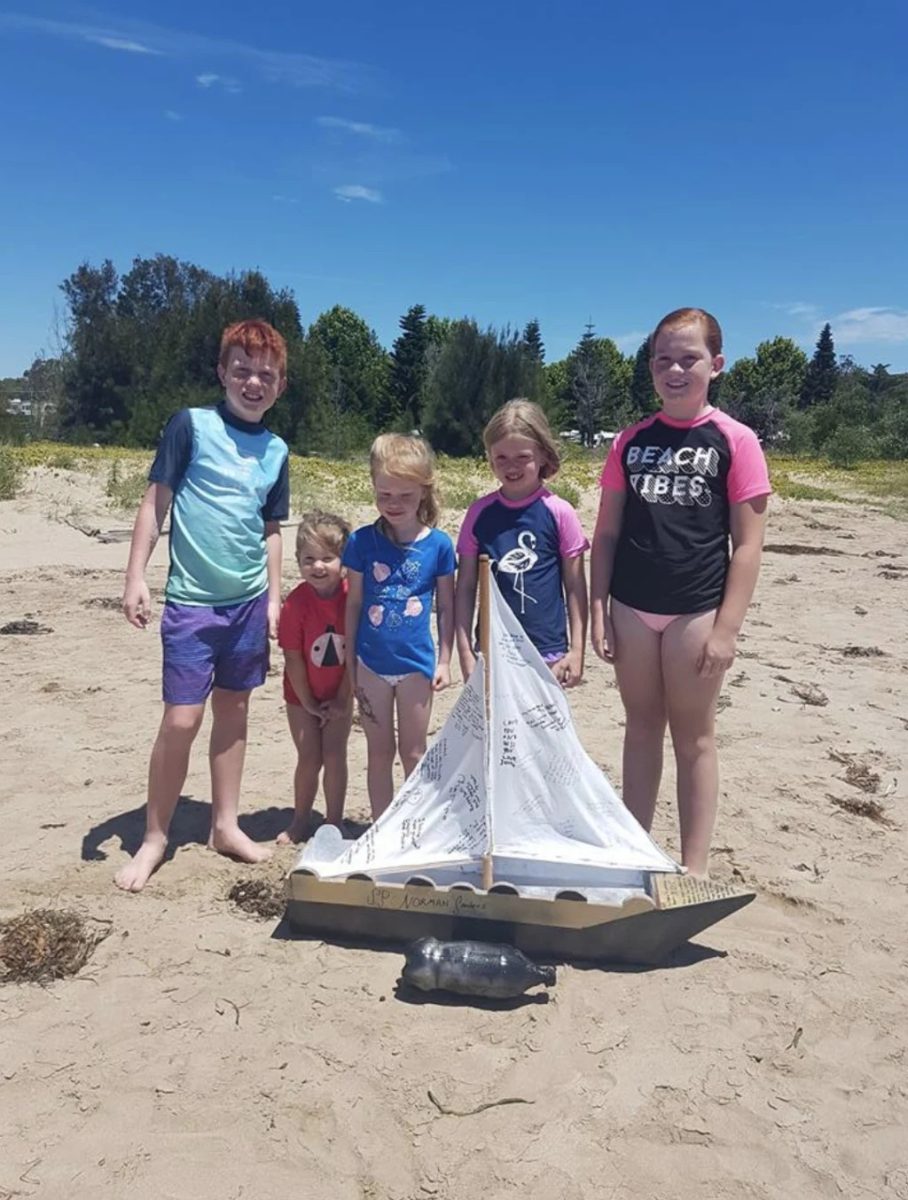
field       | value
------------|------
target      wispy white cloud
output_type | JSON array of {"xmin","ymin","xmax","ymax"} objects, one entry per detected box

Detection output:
[
  {"xmin": 334, "ymin": 184, "xmax": 383, "ymax": 204},
  {"xmin": 833, "ymin": 307, "xmax": 908, "ymax": 345},
  {"xmin": 196, "ymin": 72, "xmax": 242, "ymax": 94},
  {"xmin": 316, "ymin": 115, "xmax": 401, "ymax": 143},
  {"xmin": 164, "ymin": 109, "xmax": 183, "ymax": 121},
  {"xmin": 613, "ymin": 330, "xmax": 649, "ymax": 353},
  {"xmin": 0, "ymin": 13, "xmax": 374, "ymax": 92},
  {"xmin": 772, "ymin": 301, "xmax": 820, "ymax": 320},
  {"xmin": 272, "ymin": 194, "xmax": 300, "ymax": 205},
  {"xmin": 769, "ymin": 301, "xmax": 908, "ymax": 346},
  {"xmin": 310, "ymin": 149, "xmax": 452, "ymax": 200},
  {"xmin": 85, "ymin": 34, "xmax": 161, "ymax": 55}
]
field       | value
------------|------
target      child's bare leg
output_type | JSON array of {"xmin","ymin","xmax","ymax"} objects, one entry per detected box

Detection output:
[
  {"xmin": 395, "ymin": 673, "xmax": 433, "ymax": 779},
  {"xmin": 662, "ymin": 611, "xmax": 724, "ymax": 877},
  {"xmin": 355, "ymin": 664, "xmax": 396, "ymax": 820},
  {"xmin": 277, "ymin": 704, "xmax": 323, "ymax": 844},
  {"xmin": 115, "ymin": 702, "xmax": 205, "ymax": 892},
  {"xmin": 611, "ymin": 600, "xmax": 666, "ymax": 831},
  {"xmin": 207, "ymin": 686, "xmax": 271, "ymax": 863},
  {"xmin": 321, "ymin": 704, "xmax": 352, "ymax": 827}
]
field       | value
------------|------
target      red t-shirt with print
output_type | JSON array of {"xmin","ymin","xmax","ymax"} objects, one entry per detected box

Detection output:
[{"xmin": 278, "ymin": 579, "xmax": 347, "ymax": 704}]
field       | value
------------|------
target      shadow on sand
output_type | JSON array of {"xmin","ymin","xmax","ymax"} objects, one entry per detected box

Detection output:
[{"xmin": 81, "ymin": 795, "xmax": 296, "ymax": 865}]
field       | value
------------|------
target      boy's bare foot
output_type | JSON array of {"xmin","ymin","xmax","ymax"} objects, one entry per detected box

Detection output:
[
  {"xmin": 114, "ymin": 837, "xmax": 167, "ymax": 892},
  {"xmin": 209, "ymin": 826, "xmax": 272, "ymax": 864},
  {"xmin": 276, "ymin": 817, "xmax": 310, "ymax": 846}
]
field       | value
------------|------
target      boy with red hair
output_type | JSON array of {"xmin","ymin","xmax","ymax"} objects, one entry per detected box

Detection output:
[{"xmin": 117, "ymin": 320, "xmax": 290, "ymax": 891}]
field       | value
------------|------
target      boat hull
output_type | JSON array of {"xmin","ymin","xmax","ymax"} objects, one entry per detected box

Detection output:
[{"xmin": 284, "ymin": 872, "xmax": 754, "ymax": 966}]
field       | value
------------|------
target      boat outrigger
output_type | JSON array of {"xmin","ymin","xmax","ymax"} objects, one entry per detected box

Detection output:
[{"xmin": 285, "ymin": 560, "xmax": 754, "ymax": 965}]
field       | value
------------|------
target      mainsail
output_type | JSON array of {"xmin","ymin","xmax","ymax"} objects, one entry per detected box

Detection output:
[{"xmin": 298, "ymin": 572, "xmax": 680, "ymax": 883}]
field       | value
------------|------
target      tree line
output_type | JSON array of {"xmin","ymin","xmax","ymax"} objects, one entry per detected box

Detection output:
[{"xmin": 2, "ymin": 254, "xmax": 906, "ymax": 462}]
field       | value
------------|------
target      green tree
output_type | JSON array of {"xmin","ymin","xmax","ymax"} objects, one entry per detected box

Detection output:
[
  {"xmin": 22, "ymin": 355, "xmax": 65, "ymax": 439},
  {"xmin": 568, "ymin": 324, "xmax": 607, "ymax": 446},
  {"xmin": 629, "ymin": 338, "xmax": 657, "ymax": 416},
  {"xmin": 799, "ymin": 323, "xmax": 838, "ymax": 409},
  {"xmin": 522, "ymin": 318, "xmax": 545, "ymax": 364},
  {"xmin": 421, "ymin": 321, "xmax": 543, "ymax": 456},
  {"xmin": 389, "ymin": 304, "xmax": 430, "ymax": 429},
  {"xmin": 309, "ymin": 305, "xmax": 391, "ymax": 433},
  {"xmin": 59, "ymin": 260, "xmax": 131, "ymax": 441},
  {"xmin": 542, "ymin": 358, "xmax": 570, "ymax": 432}
]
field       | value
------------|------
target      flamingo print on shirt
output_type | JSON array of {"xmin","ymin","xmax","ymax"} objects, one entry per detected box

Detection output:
[{"xmin": 496, "ymin": 530, "xmax": 539, "ymax": 614}]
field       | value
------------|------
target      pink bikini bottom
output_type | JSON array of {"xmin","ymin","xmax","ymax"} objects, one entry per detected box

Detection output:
[
  {"xmin": 613, "ymin": 599, "xmax": 716, "ymax": 634},
  {"xmin": 628, "ymin": 607, "xmax": 684, "ymax": 633}
]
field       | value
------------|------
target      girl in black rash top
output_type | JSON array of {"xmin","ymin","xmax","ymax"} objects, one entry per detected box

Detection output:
[{"xmin": 590, "ymin": 308, "xmax": 771, "ymax": 878}]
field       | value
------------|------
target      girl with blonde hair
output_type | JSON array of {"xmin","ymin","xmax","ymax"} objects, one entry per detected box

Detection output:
[
  {"xmin": 344, "ymin": 434, "xmax": 455, "ymax": 819},
  {"xmin": 455, "ymin": 399, "xmax": 588, "ymax": 687}
]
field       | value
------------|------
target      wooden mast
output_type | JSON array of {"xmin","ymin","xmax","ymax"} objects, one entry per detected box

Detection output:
[{"xmin": 478, "ymin": 555, "xmax": 494, "ymax": 891}]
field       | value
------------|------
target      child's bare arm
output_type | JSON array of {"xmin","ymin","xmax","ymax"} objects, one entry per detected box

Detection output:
[
  {"xmin": 345, "ymin": 570, "xmax": 364, "ymax": 691},
  {"xmin": 589, "ymin": 488, "xmax": 625, "ymax": 661},
  {"xmin": 454, "ymin": 555, "xmax": 479, "ymax": 679},
  {"xmin": 552, "ymin": 553, "xmax": 587, "ymax": 687},
  {"xmin": 434, "ymin": 574, "xmax": 455, "ymax": 690},
  {"xmin": 123, "ymin": 482, "xmax": 172, "ymax": 628},
  {"xmin": 265, "ymin": 520, "xmax": 282, "ymax": 639},
  {"xmin": 699, "ymin": 495, "xmax": 769, "ymax": 676}
]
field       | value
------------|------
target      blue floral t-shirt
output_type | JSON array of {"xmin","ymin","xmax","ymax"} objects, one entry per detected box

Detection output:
[{"xmin": 343, "ymin": 523, "xmax": 455, "ymax": 680}]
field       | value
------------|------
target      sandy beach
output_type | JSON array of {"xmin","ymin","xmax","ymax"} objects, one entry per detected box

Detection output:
[{"xmin": 1, "ymin": 463, "xmax": 906, "ymax": 1200}]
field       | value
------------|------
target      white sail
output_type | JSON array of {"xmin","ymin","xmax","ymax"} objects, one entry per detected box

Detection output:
[
  {"xmin": 487, "ymin": 578, "xmax": 679, "ymax": 874},
  {"xmin": 297, "ymin": 571, "xmax": 681, "ymax": 883},
  {"xmin": 306, "ymin": 659, "xmax": 490, "ymax": 879}
]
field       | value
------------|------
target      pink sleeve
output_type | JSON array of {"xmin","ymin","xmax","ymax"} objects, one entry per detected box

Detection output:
[
  {"xmin": 599, "ymin": 429, "xmax": 630, "ymax": 492},
  {"xmin": 543, "ymin": 494, "xmax": 590, "ymax": 558},
  {"xmin": 722, "ymin": 418, "xmax": 772, "ymax": 503},
  {"xmin": 456, "ymin": 493, "xmax": 496, "ymax": 556}
]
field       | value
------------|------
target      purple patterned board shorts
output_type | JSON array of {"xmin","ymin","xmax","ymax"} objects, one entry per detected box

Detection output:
[{"xmin": 161, "ymin": 592, "xmax": 269, "ymax": 705}]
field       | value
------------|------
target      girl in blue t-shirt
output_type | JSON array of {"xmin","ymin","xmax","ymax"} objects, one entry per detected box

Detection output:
[{"xmin": 344, "ymin": 434, "xmax": 455, "ymax": 819}]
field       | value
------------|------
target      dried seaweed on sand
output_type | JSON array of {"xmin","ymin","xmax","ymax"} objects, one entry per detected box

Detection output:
[
  {"xmin": 227, "ymin": 879, "xmax": 285, "ymax": 920},
  {"xmin": 0, "ymin": 909, "xmax": 111, "ymax": 983}
]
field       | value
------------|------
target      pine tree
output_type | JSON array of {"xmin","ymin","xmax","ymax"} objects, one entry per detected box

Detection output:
[
  {"xmin": 629, "ymin": 338, "xmax": 656, "ymax": 415},
  {"xmin": 389, "ymin": 304, "xmax": 429, "ymax": 428},
  {"xmin": 421, "ymin": 321, "xmax": 544, "ymax": 455},
  {"xmin": 569, "ymin": 323, "xmax": 607, "ymax": 446},
  {"xmin": 522, "ymin": 318, "xmax": 545, "ymax": 364},
  {"xmin": 799, "ymin": 323, "xmax": 838, "ymax": 409}
]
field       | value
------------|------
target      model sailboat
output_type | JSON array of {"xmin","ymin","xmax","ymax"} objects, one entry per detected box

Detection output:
[{"xmin": 285, "ymin": 563, "xmax": 754, "ymax": 964}]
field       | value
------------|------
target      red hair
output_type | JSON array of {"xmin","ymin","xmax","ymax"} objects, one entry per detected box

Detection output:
[
  {"xmin": 219, "ymin": 320, "xmax": 288, "ymax": 377},
  {"xmin": 650, "ymin": 308, "xmax": 723, "ymax": 358}
]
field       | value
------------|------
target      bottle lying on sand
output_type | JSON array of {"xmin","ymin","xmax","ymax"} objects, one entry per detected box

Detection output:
[{"xmin": 401, "ymin": 936, "xmax": 556, "ymax": 998}]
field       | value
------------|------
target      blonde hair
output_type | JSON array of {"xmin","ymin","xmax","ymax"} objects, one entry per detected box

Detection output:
[
  {"xmin": 369, "ymin": 433, "xmax": 440, "ymax": 528},
  {"xmin": 650, "ymin": 308, "xmax": 723, "ymax": 358},
  {"xmin": 482, "ymin": 399, "xmax": 560, "ymax": 481},
  {"xmin": 295, "ymin": 510, "xmax": 350, "ymax": 561}
]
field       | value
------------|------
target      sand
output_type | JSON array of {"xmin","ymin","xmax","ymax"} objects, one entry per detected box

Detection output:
[{"xmin": 0, "ymin": 463, "xmax": 906, "ymax": 1200}]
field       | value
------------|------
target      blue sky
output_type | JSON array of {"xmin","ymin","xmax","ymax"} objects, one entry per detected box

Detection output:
[{"xmin": 2, "ymin": 0, "xmax": 907, "ymax": 378}]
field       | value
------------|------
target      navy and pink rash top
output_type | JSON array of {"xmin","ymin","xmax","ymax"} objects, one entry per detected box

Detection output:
[
  {"xmin": 457, "ymin": 487, "xmax": 588, "ymax": 658},
  {"xmin": 600, "ymin": 407, "xmax": 771, "ymax": 615}
]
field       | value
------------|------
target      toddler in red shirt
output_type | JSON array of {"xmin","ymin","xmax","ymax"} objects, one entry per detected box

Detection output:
[{"xmin": 277, "ymin": 511, "xmax": 352, "ymax": 843}]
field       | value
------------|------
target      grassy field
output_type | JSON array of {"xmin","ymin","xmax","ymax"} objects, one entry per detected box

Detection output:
[{"xmin": 2, "ymin": 441, "xmax": 907, "ymax": 519}]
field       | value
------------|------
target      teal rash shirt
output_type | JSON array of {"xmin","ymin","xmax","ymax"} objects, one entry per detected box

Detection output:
[{"xmin": 148, "ymin": 404, "xmax": 289, "ymax": 606}]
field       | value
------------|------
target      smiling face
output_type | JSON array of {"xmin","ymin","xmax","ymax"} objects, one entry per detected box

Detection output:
[
  {"xmin": 373, "ymin": 472, "xmax": 425, "ymax": 539},
  {"xmin": 297, "ymin": 537, "xmax": 343, "ymax": 597},
  {"xmin": 217, "ymin": 346, "xmax": 286, "ymax": 423},
  {"xmin": 488, "ymin": 435, "xmax": 547, "ymax": 501},
  {"xmin": 650, "ymin": 323, "xmax": 724, "ymax": 418}
]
